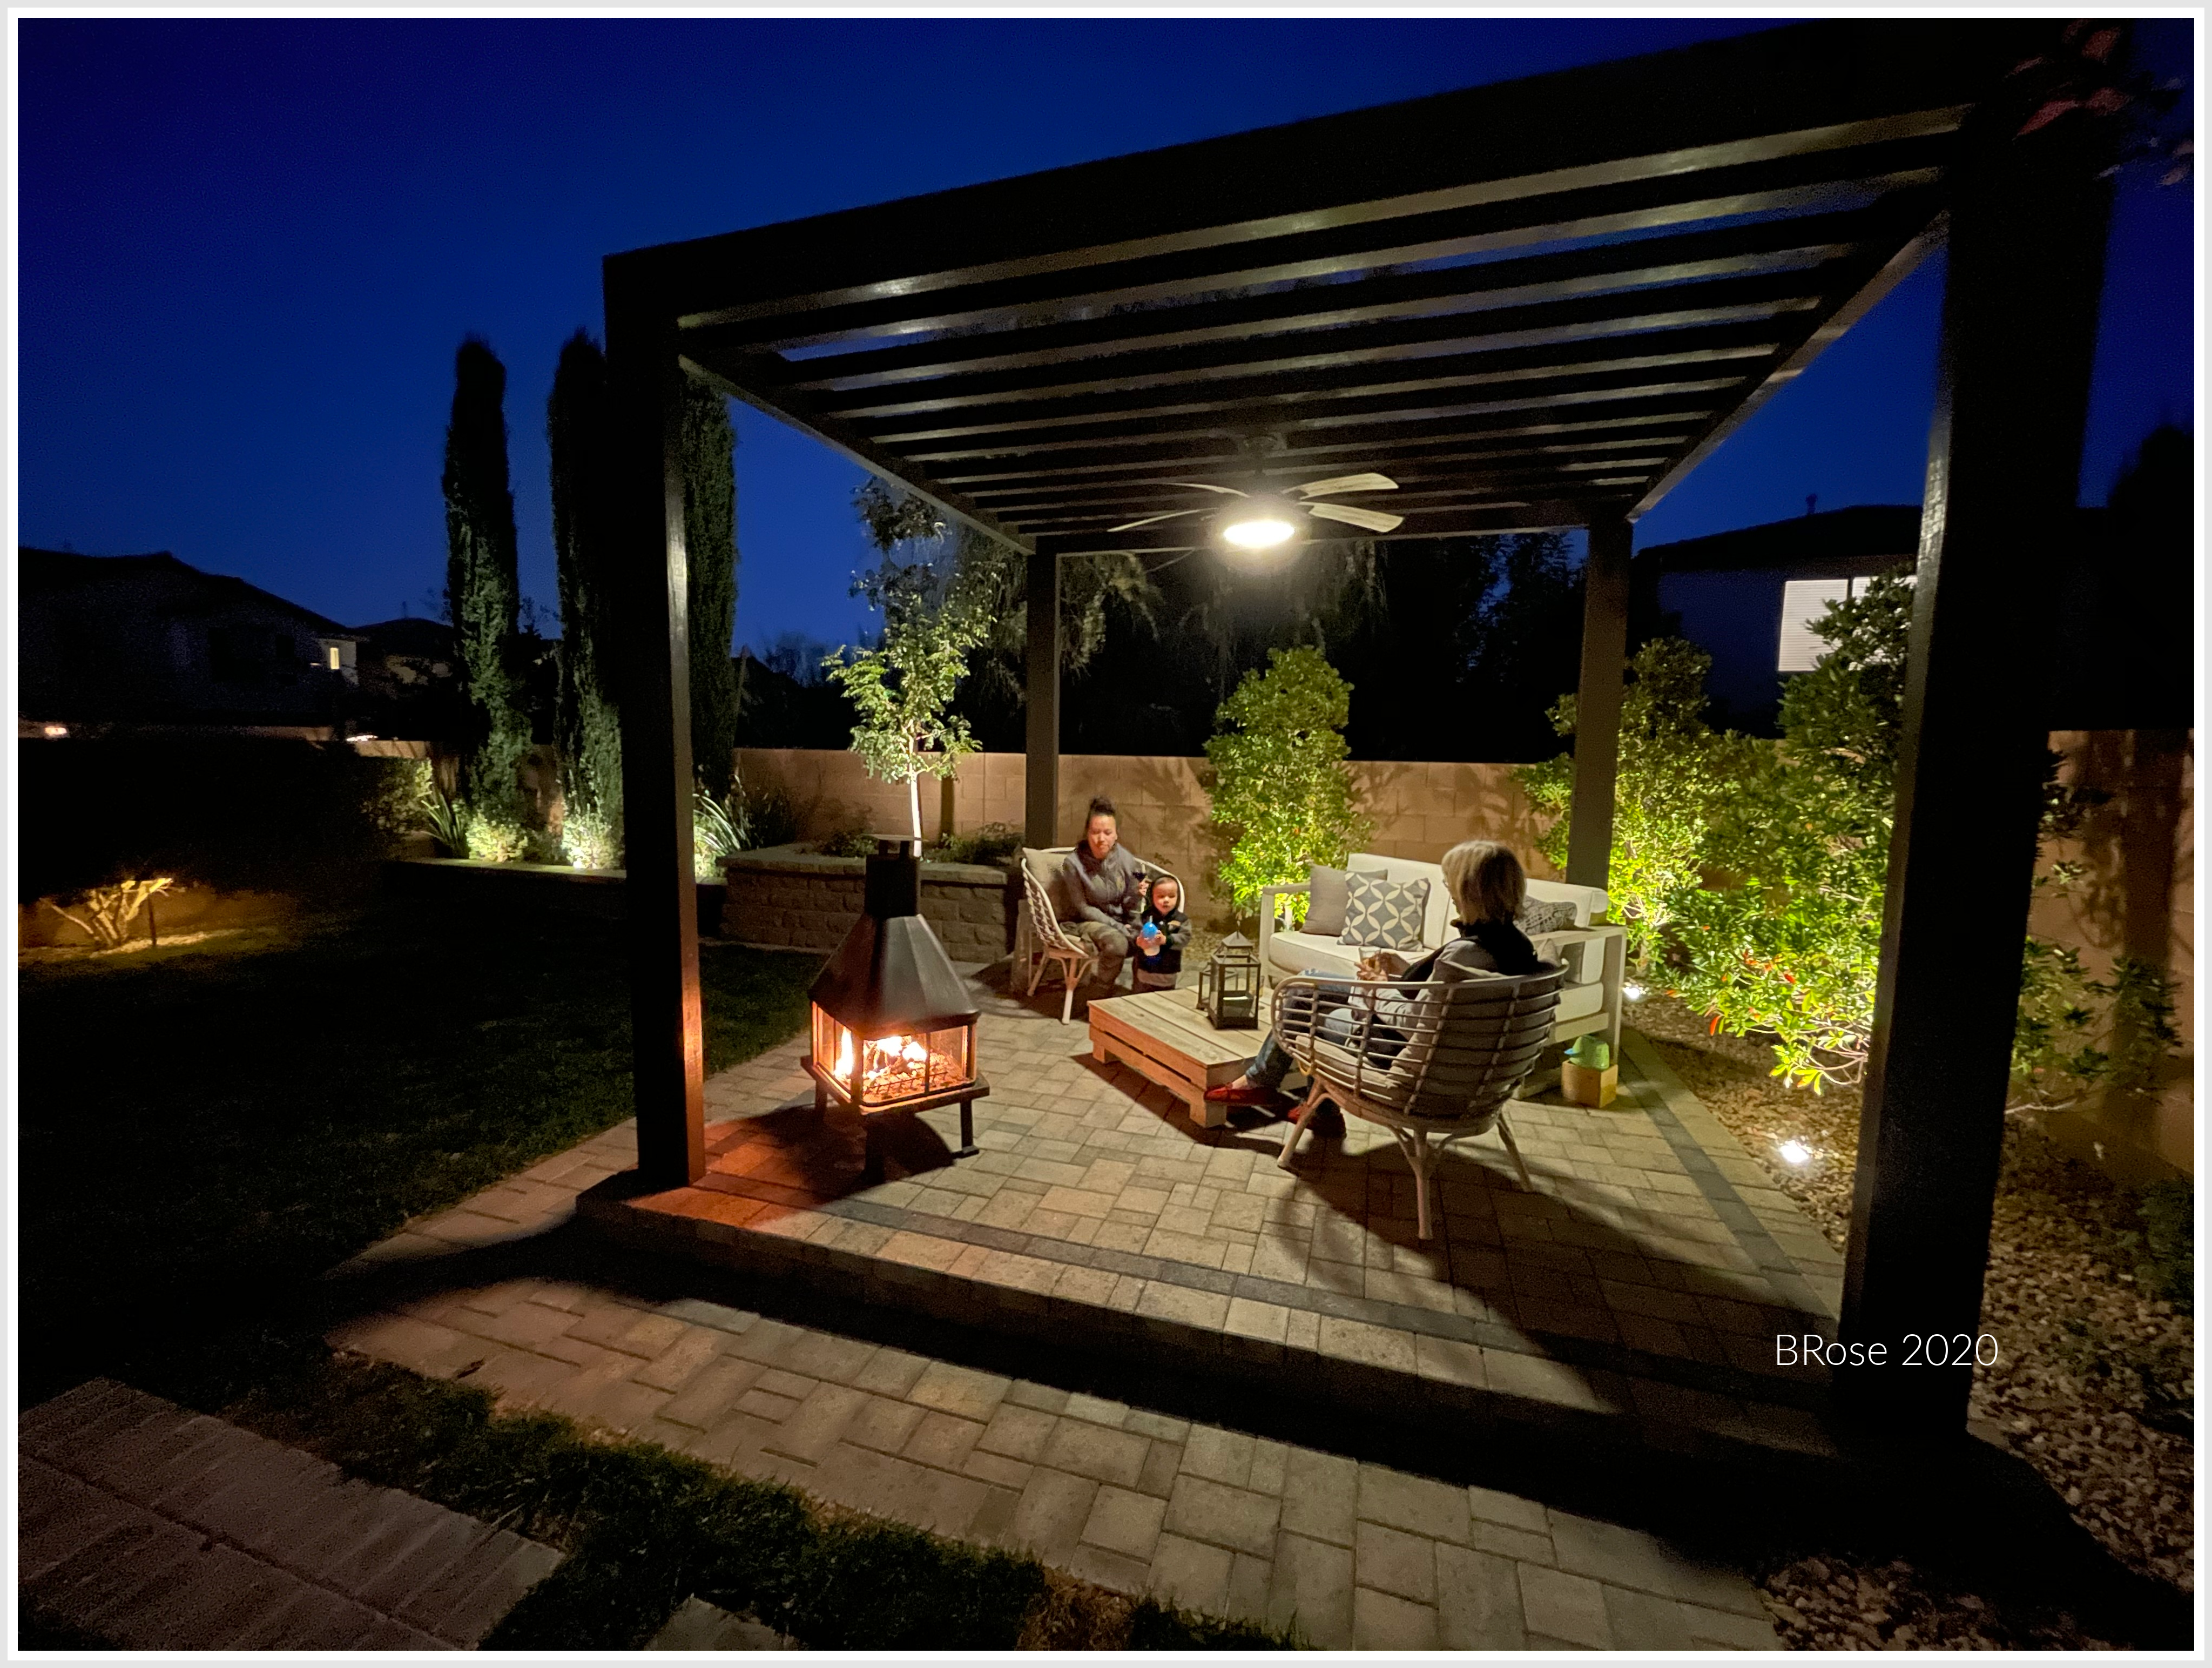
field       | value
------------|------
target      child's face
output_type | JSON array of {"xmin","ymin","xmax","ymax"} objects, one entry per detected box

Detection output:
[{"xmin": 1152, "ymin": 881, "xmax": 1179, "ymax": 914}]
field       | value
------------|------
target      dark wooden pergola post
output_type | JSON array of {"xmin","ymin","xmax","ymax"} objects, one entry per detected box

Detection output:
[
  {"xmin": 1024, "ymin": 544, "xmax": 1061, "ymax": 849},
  {"xmin": 605, "ymin": 271, "xmax": 707, "ymax": 1189},
  {"xmin": 1567, "ymin": 510, "xmax": 1633, "ymax": 890},
  {"xmin": 1837, "ymin": 97, "xmax": 2114, "ymax": 1429}
]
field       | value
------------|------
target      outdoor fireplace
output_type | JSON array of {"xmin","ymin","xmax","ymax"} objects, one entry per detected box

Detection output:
[{"xmin": 803, "ymin": 840, "xmax": 986, "ymax": 1182}]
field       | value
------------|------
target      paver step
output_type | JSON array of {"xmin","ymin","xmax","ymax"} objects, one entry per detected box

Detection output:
[{"xmin": 17, "ymin": 1380, "xmax": 564, "ymax": 1651}]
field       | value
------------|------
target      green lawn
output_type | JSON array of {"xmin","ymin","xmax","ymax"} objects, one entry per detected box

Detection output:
[{"xmin": 17, "ymin": 902, "xmax": 821, "ymax": 1402}]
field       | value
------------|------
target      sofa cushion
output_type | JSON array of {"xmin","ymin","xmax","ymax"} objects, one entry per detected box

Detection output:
[
  {"xmin": 1348, "ymin": 852, "xmax": 1453, "ymax": 947},
  {"xmin": 1303, "ymin": 863, "xmax": 1382, "ymax": 938},
  {"xmin": 1340, "ymin": 873, "xmax": 1429, "ymax": 952},
  {"xmin": 1518, "ymin": 897, "xmax": 1579, "ymax": 936},
  {"xmin": 1267, "ymin": 931, "xmax": 1362, "ymax": 979}
]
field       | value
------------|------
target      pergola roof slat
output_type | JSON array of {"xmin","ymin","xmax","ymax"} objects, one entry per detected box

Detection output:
[{"xmin": 623, "ymin": 20, "xmax": 2041, "ymax": 553}]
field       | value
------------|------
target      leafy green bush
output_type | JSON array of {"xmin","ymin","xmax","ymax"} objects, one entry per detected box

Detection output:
[
  {"xmin": 561, "ymin": 803, "xmax": 621, "ymax": 870},
  {"xmin": 932, "ymin": 822, "xmax": 1023, "ymax": 867},
  {"xmin": 461, "ymin": 805, "xmax": 530, "ymax": 863},
  {"xmin": 1516, "ymin": 638, "xmax": 1757, "ymax": 966},
  {"xmin": 1203, "ymin": 646, "xmax": 1370, "ymax": 918},
  {"xmin": 817, "ymin": 824, "xmax": 879, "ymax": 859},
  {"xmin": 693, "ymin": 788, "xmax": 744, "ymax": 881},
  {"xmin": 734, "ymin": 772, "xmax": 801, "ymax": 850}
]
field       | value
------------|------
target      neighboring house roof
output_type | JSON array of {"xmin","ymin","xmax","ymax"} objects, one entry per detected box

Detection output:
[
  {"xmin": 1636, "ymin": 507, "xmax": 1925, "ymax": 576},
  {"xmin": 353, "ymin": 616, "xmax": 457, "ymax": 657},
  {"xmin": 17, "ymin": 548, "xmax": 362, "ymax": 638}
]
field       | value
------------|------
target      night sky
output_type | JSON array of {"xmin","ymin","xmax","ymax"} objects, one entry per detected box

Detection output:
[{"xmin": 17, "ymin": 17, "xmax": 2197, "ymax": 651}]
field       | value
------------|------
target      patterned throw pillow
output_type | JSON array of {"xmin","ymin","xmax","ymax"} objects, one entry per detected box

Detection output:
[
  {"xmin": 1339, "ymin": 872, "xmax": 1430, "ymax": 952},
  {"xmin": 1517, "ymin": 898, "xmax": 1579, "ymax": 936}
]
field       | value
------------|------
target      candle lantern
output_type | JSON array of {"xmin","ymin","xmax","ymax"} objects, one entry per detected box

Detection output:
[{"xmin": 1198, "ymin": 932, "xmax": 1263, "ymax": 1028}]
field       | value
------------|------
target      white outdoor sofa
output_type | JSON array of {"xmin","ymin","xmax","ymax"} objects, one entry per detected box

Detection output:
[{"xmin": 1257, "ymin": 850, "xmax": 1625, "ymax": 1058}]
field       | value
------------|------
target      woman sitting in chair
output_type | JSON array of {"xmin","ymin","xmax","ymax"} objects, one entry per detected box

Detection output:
[
  {"xmin": 1205, "ymin": 839, "xmax": 1541, "ymax": 1121},
  {"xmin": 1058, "ymin": 795, "xmax": 1148, "ymax": 987}
]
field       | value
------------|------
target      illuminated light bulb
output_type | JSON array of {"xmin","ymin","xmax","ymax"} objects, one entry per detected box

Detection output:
[
  {"xmin": 1777, "ymin": 1139, "xmax": 1812, "ymax": 1167},
  {"xmin": 1622, "ymin": 981, "xmax": 1647, "ymax": 1001},
  {"xmin": 1217, "ymin": 493, "xmax": 1305, "ymax": 562},
  {"xmin": 1222, "ymin": 514, "xmax": 1297, "ymax": 549}
]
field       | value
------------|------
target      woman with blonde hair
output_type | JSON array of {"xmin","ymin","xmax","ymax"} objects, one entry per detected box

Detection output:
[{"xmin": 1205, "ymin": 839, "xmax": 1542, "ymax": 1118}]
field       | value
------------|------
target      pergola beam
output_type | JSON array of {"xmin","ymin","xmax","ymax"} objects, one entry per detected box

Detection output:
[{"xmin": 1837, "ymin": 82, "xmax": 2114, "ymax": 1431}]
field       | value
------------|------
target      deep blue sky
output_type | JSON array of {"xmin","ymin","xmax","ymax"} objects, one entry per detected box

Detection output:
[{"xmin": 17, "ymin": 17, "xmax": 2196, "ymax": 650}]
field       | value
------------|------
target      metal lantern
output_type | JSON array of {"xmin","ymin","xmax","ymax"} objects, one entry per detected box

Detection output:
[{"xmin": 1198, "ymin": 932, "xmax": 1263, "ymax": 1029}]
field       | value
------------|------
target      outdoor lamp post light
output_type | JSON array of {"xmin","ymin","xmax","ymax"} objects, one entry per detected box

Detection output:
[{"xmin": 1198, "ymin": 932, "xmax": 1263, "ymax": 1028}]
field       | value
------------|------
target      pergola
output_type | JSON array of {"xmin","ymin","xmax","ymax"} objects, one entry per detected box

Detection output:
[{"xmin": 601, "ymin": 19, "xmax": 2116, "ymax": 1434}]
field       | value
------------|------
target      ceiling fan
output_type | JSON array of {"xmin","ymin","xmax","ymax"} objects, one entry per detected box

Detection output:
[{"xmin": 1108, "ymin": 473, "xmax": 1404, "ymax": 554}]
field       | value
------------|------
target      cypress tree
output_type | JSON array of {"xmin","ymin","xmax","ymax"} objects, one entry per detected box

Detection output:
[
  {"xmin": 548, "ymin": 331, "xmax": 623, "ymax": 866},
  {"xmin": 441, "ymin": 337, "xmax": 529, "ymax": 828},
  {"xmin": 682, "ymin": 382, "xmax": 740, "ymax": 802}
]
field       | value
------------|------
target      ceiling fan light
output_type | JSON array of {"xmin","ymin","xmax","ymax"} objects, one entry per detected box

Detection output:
[
  {"xmin": 1217, "ymin": 493, "xmax": 1303, "ymax": 553},
  {"xmin": 1221, "ymin": 515, "xmax": 1298, "ymax": 550}
]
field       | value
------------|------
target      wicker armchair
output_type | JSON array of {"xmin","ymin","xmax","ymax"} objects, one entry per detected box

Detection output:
[
  {"xmin": 1013, "ymin": 846, "xmax": 1183, "ymax": 1024},
  {"xmin": 1272, "ymin": 965, "xmax": 1564, "ymax": 1239}
]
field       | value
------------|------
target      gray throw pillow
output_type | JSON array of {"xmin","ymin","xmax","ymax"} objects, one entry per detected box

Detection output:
[
  {"xmin": 1339, "ymin": 872, "xmax": 1429, "ymax": 952},
  {"xmin": 1302, "ymin": 864, "xmax": 1382, "ymax": 937},
  {"xmin": 1517, "ymin": 898, "xmax": 1579, "ymax": 936}
]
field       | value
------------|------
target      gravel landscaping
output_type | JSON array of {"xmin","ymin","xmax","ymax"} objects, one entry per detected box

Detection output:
[{"xmin": 1628, "ymin": 992, "xmax": 2194, "ymax": 1647}]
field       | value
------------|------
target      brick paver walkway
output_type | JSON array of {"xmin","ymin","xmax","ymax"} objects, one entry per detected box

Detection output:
[
  {"xmin": 18, "ymin": 1380, "xmax": 562, "ymax": 1650},
  {"xmin": 332, "ymin": 1268, "xmax": 1775, "ymax": 1649}
]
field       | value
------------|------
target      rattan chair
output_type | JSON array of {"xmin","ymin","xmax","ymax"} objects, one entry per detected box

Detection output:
[
  {"xmin": 1017, "ymin": 860, "xmax": 1099, "ymax": 1024},
  {"xmin": 1272, "ymin": 964, "xmax": 1564, "ymax": 1238},
  {"xmin": 1013, "ymin": 846, "xmax": 1181, "ymax": 1024}
]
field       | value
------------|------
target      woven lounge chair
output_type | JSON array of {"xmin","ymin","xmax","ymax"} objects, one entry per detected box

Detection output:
[
  {"xmin": 1272, "ymin": 964, "xmax": 1564, "ymax": 1239},
  {"xmin": 1014, "ymin": 846, "xmax": 1181, "ymax": 1025}
]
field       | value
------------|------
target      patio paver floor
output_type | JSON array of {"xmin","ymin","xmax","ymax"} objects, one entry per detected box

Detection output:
[
  {"xmin": 572, "ymin": 974, "xmax": 1846, "ymax": 1463},
  {"xmin": 310, "ymin": 972, "xmax": 1846, "ymax": 1646}
]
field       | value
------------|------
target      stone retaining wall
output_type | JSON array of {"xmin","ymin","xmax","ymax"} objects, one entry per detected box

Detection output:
[{"xmin": 723, "ymin": 845, "xmax": 1013, "ymax": 960}]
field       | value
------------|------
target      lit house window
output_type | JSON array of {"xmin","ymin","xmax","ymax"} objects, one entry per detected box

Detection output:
[{"xmin": 326, "ymin": 645, "xmax": 343, "ymax": 670}]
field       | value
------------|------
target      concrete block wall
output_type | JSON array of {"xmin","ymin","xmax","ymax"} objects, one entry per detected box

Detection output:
[
  {"xmin": 724, "ymin": 846, "xmax": 1013, "ymax": 961},
  {"xmin": 732, "ymin": 749, "xmax": 1553, "ymax": 924}
]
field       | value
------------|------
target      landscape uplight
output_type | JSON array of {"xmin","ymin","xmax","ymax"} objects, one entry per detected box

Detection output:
[
  {"xmin": 1777, "ymin": 1139, "xmax": 1813, "ymax": 1167},
  {"xmin": 1622, "ymin": 981, "xmax": 1646, "ymax": 1001}
]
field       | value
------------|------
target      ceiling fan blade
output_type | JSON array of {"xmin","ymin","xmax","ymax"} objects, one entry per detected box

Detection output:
[
  {"xmin": 1306, "ymin": 501, "xmax": 1405, "ymax": 534},
  {"xmin": 1158, "ymin": 481, "xmax": 1247, "ymax": 496},
  {"xmin": 1295, "ymin": 472, "xmax": 1398, "ymax": 498},
  {"xmin": 1107, "ymin": 508, "xmax": 1209, "ymax": 533}
]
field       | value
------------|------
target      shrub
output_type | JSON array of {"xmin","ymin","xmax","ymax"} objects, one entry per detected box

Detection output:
[
  {"xmin": 817, "ymin": 824, "xmax": 878, "ymax": 859},
  {"xmin": 733, "ymin": 773, "xmax": 801, "ymax": 851},
  {"xmin": 462, "ymin": 806, "xmax": 530, "ymax": 864},
  {"xmin": 38, "ymin": 877, "xmax": 175, "ymax": 950},
  {"xmin": 693, "ymin": 788, "xmax": 744, "ymax": 882},
  {"xmin": 932, "ymin": 822, "xmax": 1022, "ymax": 868},
  {"xmin": 1202, "ymin": 646, "xmax": 1370, "ymax": 919},
  {"xmin": 561, "ymin": 804, "xmax": 621, "ymax": 871},
  {"xmin": 1516, "ymin": 638, "xmax": 1757, "ymax": 966}
]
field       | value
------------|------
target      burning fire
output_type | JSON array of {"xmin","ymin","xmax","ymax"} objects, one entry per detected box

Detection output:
[{"xmin": 829, "ymin": 1024, "xmax": 938, "ymax": 1101}]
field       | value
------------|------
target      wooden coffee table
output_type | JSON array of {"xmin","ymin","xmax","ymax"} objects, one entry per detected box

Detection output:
[{"xmin": 1088, "ymin": 987, "xmax": 1259, "ymax": 1129}]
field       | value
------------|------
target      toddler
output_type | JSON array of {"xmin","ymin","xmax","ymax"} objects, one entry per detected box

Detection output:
[{"xmin": 1130, "ymin": 876, "xmax": 1191, "ymax": 991}]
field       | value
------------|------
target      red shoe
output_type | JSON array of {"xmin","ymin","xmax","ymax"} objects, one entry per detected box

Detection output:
[{"xmin": 1205, "ymin": 1080, "xmax": 1285, "ymax": 1106}]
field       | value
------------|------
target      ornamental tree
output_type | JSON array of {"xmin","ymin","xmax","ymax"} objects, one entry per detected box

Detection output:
[
  {"xmin": 825, "ymin": 488, "xmax": 992, "ymax": 844},
  {"xmin": 441, "ymin": 338, "xmax": 530, "ymax": 842},
  {"xmin": 548, "ymin": 331, "xmax": 624, "ymax": 867},
  {"xmin": 1203, "ymin": 646, "xmax": 1371, "ymax": 918}
]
